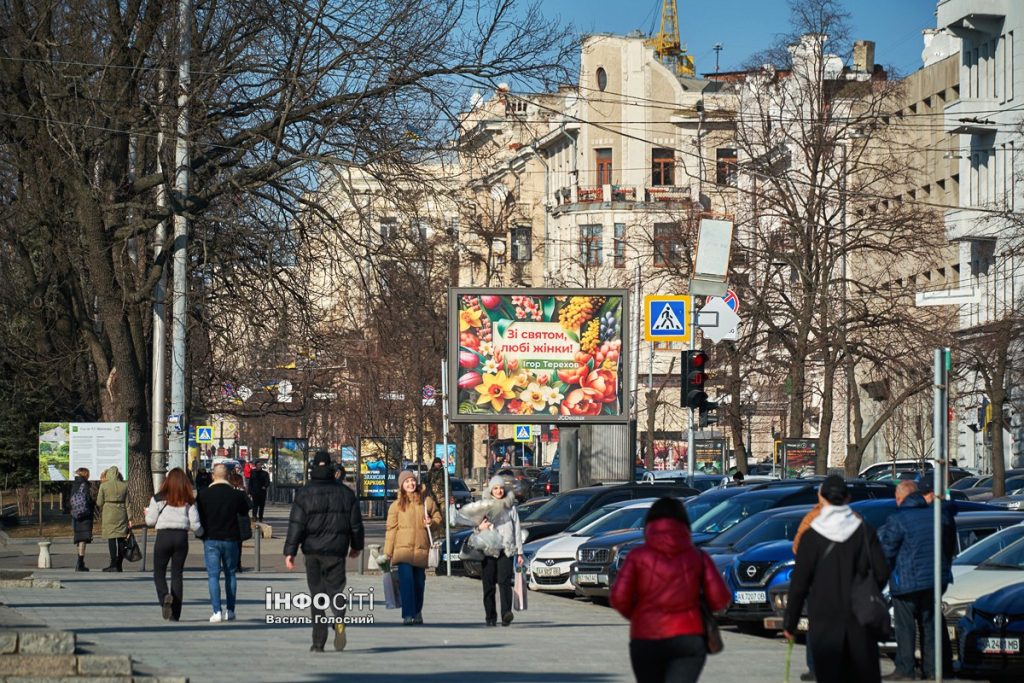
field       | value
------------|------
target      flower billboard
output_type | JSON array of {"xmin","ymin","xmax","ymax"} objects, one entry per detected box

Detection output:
[{"xmin": 448, "ymin": 288, "xmax": 629, "ymax": 424}]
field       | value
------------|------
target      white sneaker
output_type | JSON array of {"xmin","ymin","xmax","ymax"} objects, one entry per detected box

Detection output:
[
  {"xmin": 209, "ymin": 611, "xmax": 223, "ymax": 623},
  {"xmin": 225, "ymin": 610, "xmax": 236, "ymax": 621}
]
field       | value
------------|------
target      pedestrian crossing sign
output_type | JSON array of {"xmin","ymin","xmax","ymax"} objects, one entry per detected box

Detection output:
[
  {"xmin": 644, "ymin": 295, "xmax": 692, "ymax": 342},
  {"xmin": 196, "ymin": 426, "xmax": 214, "ymax": 444},
  {"xmin": 514, "ymin": 425, "xmax": 532, "ymax": 443}
]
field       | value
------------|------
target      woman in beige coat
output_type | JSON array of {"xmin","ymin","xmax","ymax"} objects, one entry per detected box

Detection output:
[
  {"xmin": 384, "ymin": 470, "xmax": 442, "ymax": 625},
  {"xmin": 96, "ymin": 465, "xmax": 130, "ymax": 572}
]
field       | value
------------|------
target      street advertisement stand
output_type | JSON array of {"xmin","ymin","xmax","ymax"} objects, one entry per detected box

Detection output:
[
  {"xmin": 273, "ymin": 437, "xmax": 308, "ymax": 487},
  {"xmin": 694, "ymin": 439, "xmax": 726, "ymax": 474},
  {"xmin": 781, "ymin": 439, "xmax": 818, "ymax": 476},
  {"xmin": 38, "ymin": 422, "xmax": 128, "ymax": 482},
  {"xmin": 358, "ymin": 437, "xmax": 401, "ymax": 500}
]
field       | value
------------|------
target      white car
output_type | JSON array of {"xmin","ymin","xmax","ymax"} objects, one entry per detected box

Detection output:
[
  {"xmin": 942, "ymin": 536, "xmax": 1024, "ymax": 622},
  {"xmin": 952, "ymin": 523, "xmax": 1024, "ymax": 579},
  {"xmin": 527, "ymin": 499, "xmax": 655, "ymax": 593}
]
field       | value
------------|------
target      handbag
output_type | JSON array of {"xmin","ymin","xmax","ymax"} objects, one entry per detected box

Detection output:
[
  {"xmin": 513, "ymin": 563, "xmax": 529, "ymax": 611},
  {"xmin": 850, "ymin": 526, "xmax": 892, "ymax": 640},
  {"xmin": 124, "ymin": 529, "xmax": 142, "ymax": 563},
  {"xmin": 238, "ymin": 513, "xmax": 253, "ymax": 542},
  {"xmin": 382, "ymin": 569, "xmax": 402, "ymax": 609},
  {"xmin": 426, "ymin": 526, "xmax": 441, "ymax": 570},
  {"xmin": 698, "ymin": 551, "xmax": 724, "ymax": 654}
]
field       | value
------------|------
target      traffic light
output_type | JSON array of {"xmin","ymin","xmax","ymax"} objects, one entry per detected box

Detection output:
[
  {"xmin": 682, "ymin": 350, "xmax": 709, "ymax": 409},
  {"xmin": 698, "ymin": 403, "xmax": 719, "ymax": 428}
]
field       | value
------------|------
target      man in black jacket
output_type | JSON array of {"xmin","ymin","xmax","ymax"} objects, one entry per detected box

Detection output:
[
  {"xmin": 197, "ymin": 463, "xmax": 251, "ymax": 622},
  {"xmin": 284, "ymin": 451, "xmax": 365, "ymax": 652},
  {"xmin": 783, "ymin": 476, "xmax": 890, "ymax": 683},
  {"xmin": 248, "ymin": 461, "xmax": 271, "ymax": 522}
]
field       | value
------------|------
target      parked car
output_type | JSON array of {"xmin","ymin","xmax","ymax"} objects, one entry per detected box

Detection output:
[
  {"xmin": 699, "ymin": 505, "xmax": 815, "ymax": 574},
  {"xmin": 954, "ymin": 582, "xmax": 1024, "ymax": 680},
  {"xmin": 953, "ymin": 523, "xmax": 1024, "ymax": 579},
  {"xmin": 526, "ymin": 499, "xmax": 655, "ymax": 593},
  {"xmin": 859, "ymin": 459, "xmax": 937, "ymax": 480},
  {"xmin": 963, "ymin": 470, "xmax": 1024, "ymax": 502},
  {"xmin": 495, "ymin": 466, "xmax": 542, "ymax": 501},
  {"xmin": 517, "ymin": 496, "xmax": 552, "ymax": 521},
  {"xmin": 943, "ymin": 536, "xmax": 1024, "ymax": 626},
  {"xmin": 988, "ymin": 488, "xmax": 1024, "ymax": 511},
  {"xmin": 641, "ymin": 471, "xmax": 727, "ymax": 492},
  {"xmin": 529, "ymin": 468, "xmax": 559, "ymax": 499},
  {"xmin": 449, "ymin": 477, "xmax": 474, "ymax": 509}
]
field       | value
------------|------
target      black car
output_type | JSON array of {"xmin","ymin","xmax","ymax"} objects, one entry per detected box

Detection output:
[
  {"xmin": 449, "ymin": 477, "xmax": 474, "ymax": 509},
  {"xmin": 529, "ymin": 468, "xmax": 559, "ymax": 498},
  {"xmin": 955, "ymin": 581, "xmax": 1024, "ymax": 679},
  {"xmin": 459, "ymin": 481, "xmax": 700, "ymax": 578}
]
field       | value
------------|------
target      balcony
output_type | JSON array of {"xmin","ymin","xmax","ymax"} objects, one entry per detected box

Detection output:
[
  {"xmin": 645, "ymin": 186, "xmax": 690, "ymax": 203},
  {"xmin": 945, "ymin": 207, "xmax": 1008, "ymax": 241},
  {"xmin": 577, "ymin": 186, "xmax": 604, "ymax": 202},
  {"xmin": 611, "ymin": 185, "xmax": 635, "ymax": 201},
  {"xmin": 938, "ymin": 0, "xmax": 1006, "ymax": 35},
  {"xmin": 945, "ymin": 99, "xmax": 1001, "ymax": 135}
]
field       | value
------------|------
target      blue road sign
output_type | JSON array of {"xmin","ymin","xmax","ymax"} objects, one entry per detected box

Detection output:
[
  {"xmin": 196, "ymin": 426, "xmax": 214, "ymax": 443},
  {"xmin": 644, "ymin": 295, "xmax": 692, "ymax": 342},
  {"xmin": 514, "ymin": 425, "xmax": 532, "ymax": 443}
]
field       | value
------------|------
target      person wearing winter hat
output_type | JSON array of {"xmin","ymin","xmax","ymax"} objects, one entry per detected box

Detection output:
[
  {"xmin": 384, "ymin": 470, "xmax": 442, "ymax": 625},
  {"xmin": 477, "ymin": 475, "xmax": 524, "ymax": 627}
]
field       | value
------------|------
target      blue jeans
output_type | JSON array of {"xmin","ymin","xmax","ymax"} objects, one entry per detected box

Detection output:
[
  {"xmin": 396, "ymin": 563, "xmax": 425, "ymax": 619},
  {"xmin": 203, "ymin": 539, "xmax": 239, "ymax": 614}
]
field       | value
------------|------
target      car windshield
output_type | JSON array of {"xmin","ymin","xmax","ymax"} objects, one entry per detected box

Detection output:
[
  {"xmin": 956, "ymin": 525, "xmax": 1024, "ymax": 566},
  {"xmin": 691, "ymin": 496, "xmax": 781, "ymax": 535},
  {"xmin": 565, "ymin": 504, "xmax": 621, "ymax": 532},
  {"xmin": 686, "ymin": 496, "xmax": 727, "ymax": 523},
  {"xmin": 979, "ymin": 536, "xmax": 1024, "ymax": 570},
  {"xmin": 518, "ymin": 503, "xmax": 544, "ymax": 520},
  {"xmin": 450, "ymin": 479, "xmax": 468, "ymax": 492},
  {"xmin": 577, "ymin": 506, "xmax": 649, "ymax": 536},
  {"xmin": 705, "ymin": 510, "xmax": 776, "ymax": 548},
  {"xmin": 950, "ymin": 477, "xmax": 980, "ymax": 490},
  {"xmin": 528, "ymin": 492, "xmax": 593, "ymax": 523},
  {"xmin": 733, "ymin": 517, "xmax": 804, "ymax": 552}
]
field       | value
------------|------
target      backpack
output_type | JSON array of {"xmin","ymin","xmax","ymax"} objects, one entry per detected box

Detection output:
[{"xmin": 70, "ymin": 483, "xmax": 90, "ymax": 520}]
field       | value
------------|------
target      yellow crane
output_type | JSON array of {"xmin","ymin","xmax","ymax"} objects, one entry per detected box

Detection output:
[{"xmin": 645, "ymin": 0, "xmax": 695, "ymax": 77}]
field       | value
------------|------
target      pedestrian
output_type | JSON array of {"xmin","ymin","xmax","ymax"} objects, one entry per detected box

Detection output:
[
  {"xmin": 195, "ymin": 466, "xmax": 212, "ymax": 492},
  {"xmin": 249, "ymin": 460, "xmax": 271, "ymax": 523},
  {"xmin": 791, "ymin": 500, "xmax": 825, "ymax": 682},
  {"xmin": 427, "ymin": 456, "xmax": 447, "ymax": 527},
  {"xmin": 229, "ymin": 470, "xmax": 251, "ymax": 573},
  {"xmin": 732, "ymin": 470, "xmax": 745, "ymax": 485},
  {"xmin": 610, "ymin": 496, "xmax": 730, "ymax": 683},
  {"xmin": 475, "ymin": 475, "xmax": 523, "ymax": 627},
  {"xmin": 284, "ymin": 451, "xmax": 365, "ymax": 652},
  {"xmin": 383, "ymin": 470, "xmax": 442, "ymax": 626},
  {"xmin": 196, "ymin": 463, "xmax": 250, "ymax": 622},
  {"xmin": 878, "ymin": 480, "xmax": 955, "ymax": 681},
  {"xmin": 243, "ymin": 459, "xmax": 253, "ymax": 481},
  {"xmin": 96, "ymin": 465, "xmax": 130, "ymax": 572},
  {"xmin": 145, "ymin": 468, "xmax": 202, "ymax": 621},
  {"xmin": 783, "ymin": 476, "xmax": 890, "ymax": 683},
  {"xmin": 66, "ymin": 467, "xmax": 95, "ymax": 572}
]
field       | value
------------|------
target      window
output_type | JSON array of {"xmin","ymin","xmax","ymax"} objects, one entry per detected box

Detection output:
[
  {"xmin": 652, "ymin": 148, "xmax": 674, "ymax": 186},
  {"xmin": 614, "ymin": 223, "xmax": 626, "ymax": 268},
  {"xmin": 447, "ymin": 216, "xmax": 460, "ymax": 241},
  {"xmin": 596, "ymin": 148, "xmax": 613, "ymax": 185},
  {"xmin": 490, "ymin": 239, "xmax": 507, "ymax": 271},
  {"xmin": 413, "ymin": 220, "xmax": 430, "ymax": 241},
  {"xmin": 511, "ymin": 226, "xmax": 532, "ymax": 262},
  {"xmin": 653, "ymin": 222, "xmax": 681, "ymax": 268},
  {"xmin": 716, "ymin": 148, "xmax": 738, "ymax": 186},
  {"xmin": 596, "ymin": 67, "xmax": 608, "ymax": 92},
  {"xmin": 379, "ymin": 218, "xmax": 399, "ymax": 240},
  {"xmin": 580, "ymin": 224, "xmax": 603, "ymax": 266}
]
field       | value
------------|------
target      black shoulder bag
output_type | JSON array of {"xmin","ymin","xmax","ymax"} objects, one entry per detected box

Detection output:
[{"xmin": 850, "ymin": 525, "xmax": 892, "ymax": 641}]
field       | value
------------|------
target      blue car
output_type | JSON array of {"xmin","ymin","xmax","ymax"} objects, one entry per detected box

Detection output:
[{"xmin": 955, "ymin": 580, "xmax": 1024, "ymax": 679}]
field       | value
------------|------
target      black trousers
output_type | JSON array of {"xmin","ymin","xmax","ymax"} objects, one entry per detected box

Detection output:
[
  {"xmin": 305, "ymin": 554, "xmax": 347, "ymax": 648},
  {"xmin": 251, "ymin": 494, "xmax": 266, "ymax": 521},
  {"xmin": 153, "ymin": 529, "xmax": 189, "ymax": 620},
  {"xmin": 107, "ymin": 538, "xmax": 126, "ymax": 569},
  {"xmin": 481, "ymin": 552, "xmax": 513, "ymax": 622},
  {"xmin": 629, "ymin": 635, "xmax": 707, "ymax": 683}
]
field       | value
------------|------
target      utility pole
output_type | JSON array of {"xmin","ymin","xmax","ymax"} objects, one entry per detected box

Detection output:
[
  {"xmin": 168, "ymin": 0, "xmax": 192, "ymax": 472},
  {"xmin": 932, "ymin": 348, "xmax": 949, "ymax": 683},
  {"xmin": 151, "ymin": 66, "xmax": 169, "ymax": 490},
  {"xmin": 713, "ymin": 43, "xmax": 723, "ymax": 73}
]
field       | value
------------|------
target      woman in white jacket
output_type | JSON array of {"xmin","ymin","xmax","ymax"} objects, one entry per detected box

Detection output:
[
  {"xmin": 476, "ymin": 476, "xmax": 524, "ymax": 627},
  {"xmin": 145, "ymin": 468, "xmax": 202, "ymax": 621}
]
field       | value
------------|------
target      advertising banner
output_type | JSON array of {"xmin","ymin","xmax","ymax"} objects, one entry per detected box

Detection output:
[
  {"xmin": 273, "ymin": 437, "xmax": 308, "ymax": 488},
  {"xmin": 359, "ymin": 437, "xmax": 401, "ymax": 500},
  {"xmin": 782, "ymin": 439, "xmax": 818, "ymax": 475},
  {"xmin": 39, "ymin": 422, "xmax": 129, "ymax": 482},
  {"xmin": 341, "ymin": 445, "xmax": 358, "ymax": 472},
  {"xmin": 449, "ymin": 288, "xmax": 629, "ymax": 424},
  {"xmin": 434, "ymin": 443, "xmax": 456, "ymax": 476},
  {"xmin": 694, "ymin": 439, "xmax": 726, "ymax": 474}
]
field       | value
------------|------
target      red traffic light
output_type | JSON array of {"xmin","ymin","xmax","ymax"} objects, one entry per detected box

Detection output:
[{"xmin": 691, "ymin": 351, "xmax": 707, "ymax": 368}]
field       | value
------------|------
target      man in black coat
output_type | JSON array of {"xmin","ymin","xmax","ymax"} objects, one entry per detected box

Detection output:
[
  {"xmin": 248, "ymin": 461, "xmax": 271, "ymax": 522},
  {"xmin": 284, "ymin": 451, "xmax": 365, "ymax": 652},
  {"xmin": 784, "ymin": 476, "xmax": 890, "ymax": 683}
]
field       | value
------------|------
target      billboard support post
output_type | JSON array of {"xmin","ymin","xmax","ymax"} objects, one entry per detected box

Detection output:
[{"xmin": 441, "ymin": 358, "xmax": 452, "ymax": 578}]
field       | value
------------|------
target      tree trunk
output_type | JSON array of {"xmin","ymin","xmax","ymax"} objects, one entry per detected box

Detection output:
[
  {"xmin": 990, "ymin": 345, "xmax": 1008, "ymax": 498},
  {"xmin": 817, "ymin": 363, "xmax": 835, "ymax": 475},
  {"xmin": 787, "ymin": 358, "xmax": 805, "ymax": 438},
  {"xmin": 644, "ymin": 389, "xmax": 656, "ymax": 470}
]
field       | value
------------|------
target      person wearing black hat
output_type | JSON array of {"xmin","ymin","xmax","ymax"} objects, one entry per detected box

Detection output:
[
  {"xmin": 783, "ymin": 475, "xmax": 890, "ymax": 683},
  {"xmin": 284, "ymin": 451, "xmax": 365, "ymax": 652}
]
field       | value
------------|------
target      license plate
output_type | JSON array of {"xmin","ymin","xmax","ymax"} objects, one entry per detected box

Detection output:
[
  {"xmin": 763, "ymin": 617, "xmax": 807, "ymax": 632},
  {"xmin": 980, "ymin": 637, "xmax": 1020, "ymax": 654},
  {"xmin": 576, "ymin": 573, "xmax": 601, "ymax": 585},
  {"xmin": 533, "ymin": 566, "xmax": 563, "ymax": 577},
  {"xmin": 734, "ymin": 591, "xmax": 767, "ymax": 604},
  {"xmin": 441, "ymin": 553, "xmax": 461, "ymax": 562}
]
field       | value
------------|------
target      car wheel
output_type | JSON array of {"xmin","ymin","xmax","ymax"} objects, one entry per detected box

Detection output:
[
  {"xmin": 735, "ymin": 622, "xmax": 765, "ymax": 636},
  {"xmin": 589, "ymin": 596, "xmax": 610, "ymax": 607}
]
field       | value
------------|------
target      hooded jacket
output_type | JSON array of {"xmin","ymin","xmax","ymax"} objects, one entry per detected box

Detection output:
[
  {"xmin": 96, "ymin": 466, "xmax": 129, "ymax": 538},
  {"xmin": 610, "ymin": 517, "xmax": 731, "ymax": 641},
  {"xmin": 481, "ymin": 476, "xmax": 523, "ymax": 558},
  {"xmin": 384, "ymin": 489, "xmax": 442, "ymax": 567},
  {"xmin": 284, "ymin": 469, "xmax": 364, "ymax": 558},
  {"xmin": 878, "ymin": 492, "xmax": 955, "ymax": 596}
]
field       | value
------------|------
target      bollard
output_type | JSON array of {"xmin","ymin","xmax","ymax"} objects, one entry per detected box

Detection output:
[
  {"xmin": 254, "ymin": 526, "xmax": 261, "ymax": 573},
  {"xmin": 141, "ymin": 527, "xmax": 149, "ymax": 572},
  {"xmin": 37, "ymin": 541, "xmax": 52, "ymax": 569}
]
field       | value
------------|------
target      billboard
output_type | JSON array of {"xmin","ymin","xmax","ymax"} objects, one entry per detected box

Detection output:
[
  {"xmin": 434, "ymin": 443, "xmax": 456, "ymax": 476},
  {"xmin": 782, "ymin": 439, "xmax": 818, "ymax": 475},
  {"xmin": 273, "ymin": 437, "xmax": 308, "ymax": 488},
  {"xmin": 39, "ymin": 422, "xmax": 129, "ymax": 482},
  {"xmin": 359, "ymin": 437, "xmax": 402, "ymax": 499},
  {"xmin": 449, "ymin": 288, "xmax": 629, "ymax": 424},
  {"xmin": 694, "ymin": 439, "xmax": 726, "ymax": 474}
]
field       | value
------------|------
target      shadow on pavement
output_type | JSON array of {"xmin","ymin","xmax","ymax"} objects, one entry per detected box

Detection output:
[{"xmin": 299, "ymin": 674, "xmax": 617, "ymax": 682}]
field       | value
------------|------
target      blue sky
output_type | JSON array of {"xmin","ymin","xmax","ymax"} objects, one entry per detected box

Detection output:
[{"xmin": 542, "ymin": 0, "xmax": 940, "ymax": 77}]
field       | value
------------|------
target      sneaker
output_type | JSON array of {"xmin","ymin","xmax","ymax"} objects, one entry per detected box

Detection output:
[
  {"xmin": 310, "ymin": 644, "xmax": 324, "ymax": 653},
  {"xmin": 799, "ymin": 673, "xmax": 815, "ymax": 681},
  {"xmin": 333, "ymin": 623, "xmax": 347, "ymax": 651},
  {"xmin": 209, "ymin": 611, "xmax": 223, "ymax": 623},
  {"xmin": 413, "ymin": 613, "xmax": 423, "ymax": 625},
  {"xmin": 225, "ymin": 609, "xmax": 236, "ymax": 621},
  {"xmin": 402, "ymin": 617, "xmax": 416, "ymax": 625},
  {"xmin": 501, "ymin": 611, "xmax": 514, "ymax": 626},
  {"xmin": 161, "ymin": 595, "xmax": 174, "ymax": 621}
]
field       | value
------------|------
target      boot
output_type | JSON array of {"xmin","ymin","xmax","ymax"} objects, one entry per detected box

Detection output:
[{"xmin": 75, "ymin": 555, "xmax": 89, "ymax": 572}]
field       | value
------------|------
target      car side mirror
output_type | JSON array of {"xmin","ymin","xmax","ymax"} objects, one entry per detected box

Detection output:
[{"xmin": 470, "ymin": 488, "xmax": 477, "ymax": 492}]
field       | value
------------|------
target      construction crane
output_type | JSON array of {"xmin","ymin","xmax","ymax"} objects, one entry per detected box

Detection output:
[{"xmin": 645, "ymin": 0, "xmax": 695, "ymax": 77}]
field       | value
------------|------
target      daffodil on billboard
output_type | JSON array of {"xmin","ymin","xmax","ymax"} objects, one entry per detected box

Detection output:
[{"xmin": 448, "ymin": 288, "xmax": 630, "ymax": 424}]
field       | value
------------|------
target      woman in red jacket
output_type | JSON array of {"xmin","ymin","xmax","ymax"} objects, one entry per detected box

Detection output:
[{"xmin": 610, "ymin": 496, "xmax": 731, "ymax": 683}]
